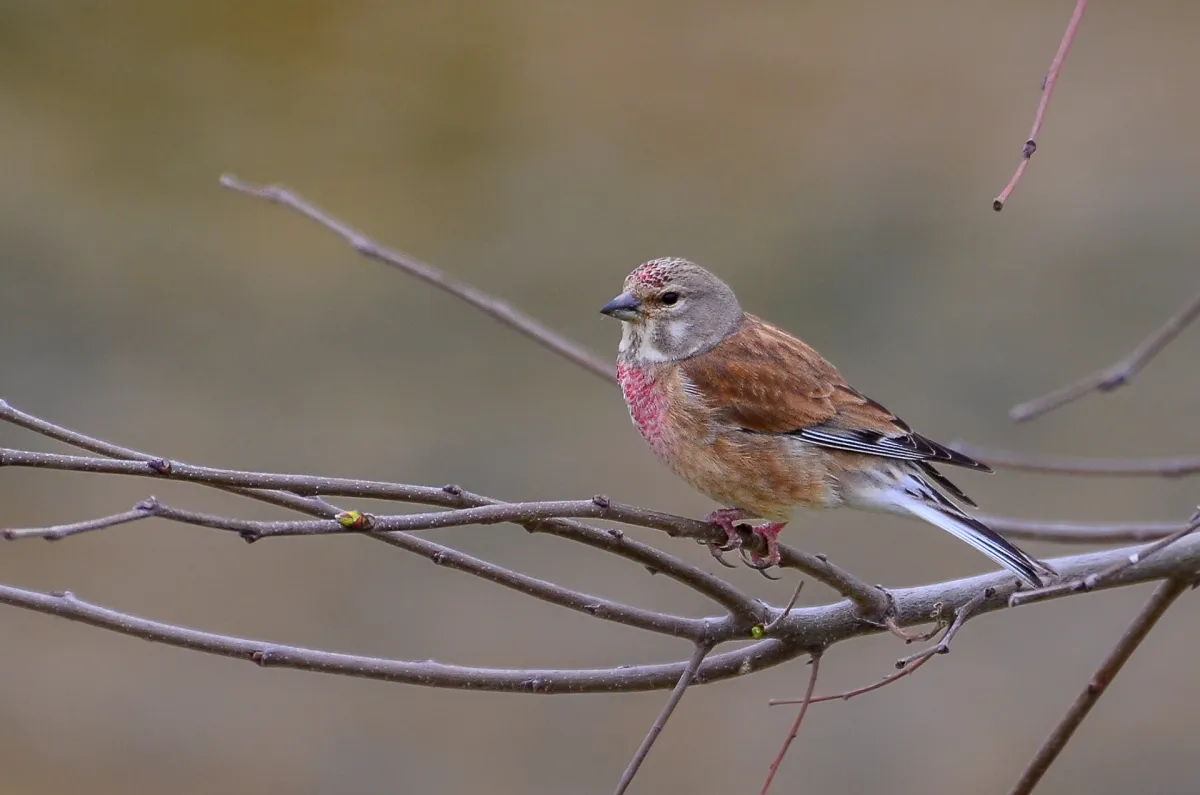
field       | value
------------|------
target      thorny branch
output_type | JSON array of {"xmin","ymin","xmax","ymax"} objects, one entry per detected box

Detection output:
[{"xmin": 2, "ymin": 175, "xmax": 1198, "ymax": 793}]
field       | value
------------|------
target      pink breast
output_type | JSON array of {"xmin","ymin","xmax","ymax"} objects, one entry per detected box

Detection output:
[{"xmin": 616, "ymin": 363, "xmax": 671, "ymax": 457}]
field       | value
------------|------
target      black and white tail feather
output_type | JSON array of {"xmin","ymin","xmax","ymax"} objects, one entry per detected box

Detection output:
[
  {"xmin": 794, "ymin": 416, "xmax": 1050, "ymax": 587},
  {"xmin": 852, "ymin": 464, "xmax": 1050, "ymax": 589}
]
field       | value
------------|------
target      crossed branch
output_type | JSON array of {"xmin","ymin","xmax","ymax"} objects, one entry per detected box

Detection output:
[{"xmin": 3, "ymin": 174, "xmax": 1198, "ymax": 794}]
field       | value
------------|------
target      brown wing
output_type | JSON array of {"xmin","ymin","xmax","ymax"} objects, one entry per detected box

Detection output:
[{"xmin": 682, "ymin": 315, "xmax": 991, "ymax": 473}]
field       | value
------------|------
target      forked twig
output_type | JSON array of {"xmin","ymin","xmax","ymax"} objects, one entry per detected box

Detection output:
[
  {"xmin": 612, "ymin": 643, "xmax": 712, "ymax": 795},
  {"xmin": 1011, "ymin": 288, "xmax": 1200, "ymax": 422},
  {"xmin": 771, "ymin": 587, "xmax": 993, "ymax": 707},
  {"xmin": 993, "ymin": 0, "xmax": 1087, "ymax": 211},
  {"xmin": 1009, "ymin": 577, "xmax": 1192, "ymax": 794}
]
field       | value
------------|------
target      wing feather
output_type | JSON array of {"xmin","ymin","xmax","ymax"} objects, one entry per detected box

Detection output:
[{"xmin": 681, "ymin": 315, "xmax": 991, "ymax": 474}]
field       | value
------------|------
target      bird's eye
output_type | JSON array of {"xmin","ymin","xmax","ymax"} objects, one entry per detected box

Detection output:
[{"xmin": 660, "ymin": 291, "xmax": 680, "ymax": 306}]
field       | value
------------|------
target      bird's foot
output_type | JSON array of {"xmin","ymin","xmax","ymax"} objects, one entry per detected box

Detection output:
[
  {"xmin": 741, "ymin": 522, "xmax": 786, "ymax": 570},
  {"xmin": 703, "ymin": 508, "xmax": 750, "ymax": 567}
]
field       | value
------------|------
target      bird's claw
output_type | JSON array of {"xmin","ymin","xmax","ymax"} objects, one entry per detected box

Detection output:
[
  {"xmin": 703, "ymin": 511, "xmax": 784, "ymax": 577},
  {"xmin": 706, "ymin": 542, "xmax": 739, "ymax": 568}
]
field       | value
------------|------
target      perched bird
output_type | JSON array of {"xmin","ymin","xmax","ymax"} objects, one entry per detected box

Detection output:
[{"xmin": 600, "ymin": 257, "xmax": 1049, "ymax": 588}]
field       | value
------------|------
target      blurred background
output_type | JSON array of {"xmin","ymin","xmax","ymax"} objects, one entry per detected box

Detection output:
[{"xmin": 2, "ymin": 2, "xmax": 1199, "ymax": 793}]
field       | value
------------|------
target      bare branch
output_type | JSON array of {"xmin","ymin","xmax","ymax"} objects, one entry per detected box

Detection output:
[
  {"xmin": 0, "ymin": 442, "xmax": 886, "ymax": 618},
  {"xmin": 760, "ymin": 652, "xmax": 822, "ymax": 795},
  {"xmin": 0, "ymin": 411, "xmax": 889, "ymax": 619},
  {"xmin": 3, "ymin": 498, "xmax": 158, "ymax": 540},
  {"xmin": 948, "ymin": 441, "xmax": 1200, "ymax": 478},
  {"xmin": 612, "ymin": 642, "xmax": 712, "ymax": 795},
  {"xmin": 3, "ymin": 532, "xmax": 1200, "ymax": 695},
  {"xmin": 0, "ymin": 584, "xmax": 764, "ymax": 693},
  {"xmin": 772, "ymin": 586, "xmax": 992, "ymax": 707},
  {"xmin": 993, "ymin": 0, "xmax": 1086, "ymax": 211},
  {"xmin": 980, "ymin": 514, "xmax": 1188, "ymax": 544},
  {"xmin": 1009, "ymin": 577, "xmax": 1192, "ymax": 795},
  {"xmin": 761, "ymin": 578, "xmax": 805, "ymax": 634},
  {"xmin": 1010, "ymin": 513, "xmax": 1200, "ymax": 607},
  {"xmin": 1010, "ymin": 287, "xmax": 1200, "ymax": 421},
  {"xmin": 0, "ymin": 399, "xmax": 341, "ymax": 518},
  {"xmin": 0, "ymin": 402, "xmax": 766, "ymax": 623},
  {"xmin": 220, "ymin": 174, "xmax": 615, "ymax": 383}
]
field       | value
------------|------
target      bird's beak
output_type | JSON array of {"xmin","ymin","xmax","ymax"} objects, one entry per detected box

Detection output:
[{"xmin": 599, "ymin": 292, "xmax": 642, "ymax": 321}]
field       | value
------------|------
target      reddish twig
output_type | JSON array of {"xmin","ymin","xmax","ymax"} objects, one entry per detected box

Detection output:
[
  {"xmin": 1009, "ymin": 577, "xmax": 1191, "ymax": 794},
  {"xmin": 771, "ymin": 587, "xmax": 993, "ymax": 707},
  {"xmin": 1010, "ymin": 288, "xmax": 1200, "ymax": 421},
  {"xmin": 759, "ymin": 651, "xmax": 823, "ymax": 795},
  {"xmin": 993, "ymin": 0, "xmax": 1087, "ymax": 211},
  {"xmin": 612, "ymin": 642, "xmax": 712, "ymax": 795}
]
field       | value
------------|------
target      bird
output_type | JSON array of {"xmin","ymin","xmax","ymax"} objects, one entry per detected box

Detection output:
[{"xmin": 599, "ymin": 257, "xmax": 1051, "ymax": 588}]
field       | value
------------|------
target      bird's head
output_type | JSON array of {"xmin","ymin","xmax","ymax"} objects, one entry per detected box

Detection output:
[{"xmin": 600, "ymin": 257, "xmax": 743, "ymax": 363}]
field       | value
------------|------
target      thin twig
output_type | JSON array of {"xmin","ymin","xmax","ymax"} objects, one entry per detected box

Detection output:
[
  {"xmin": 980, "ymin": 514, "xmax": 1188, "ymax": 544},
  {"xmin": 949, "ymin": 441, "xmax": 1200, "ymax": 478},
  {"xmin": 993, "ymin": 0, "xmax": 1086, "ymax": 211},
  {"xmin": 1010, "ymin": 513, "xmax": 1200, "ymax": 607},
  {"xmin": 612, "ymin": 643, "xmax": 712, "ymax": 795},
  {"xmin": 220, "ymin": 175, "xmax": 615, "ymax": 383},
  {"xmin": 3, "ymin": 499, "xmax": 158, "ymax": 540},
  {"xmin": 1010, "ymin": 288, "xmax": 1200, "ymax": 421},
  {"xmin": 771, "ymin": 586, "xmax": 993, "ymax": 707},
  {"xmin": 1009, "ymin": 577, "xmax": 1191, "ymax": 795},
  {"xmin": 761, "ymin": 579, "xmax": 806, "ymax": 634},
  {"xmin": 759, "ymin": 651, "xmax": 822, "ymax": 795}
]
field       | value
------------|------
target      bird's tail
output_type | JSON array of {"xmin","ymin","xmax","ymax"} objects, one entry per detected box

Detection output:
[
  {"xmin": 893, "ymin": 488, "xmax": 1046, "ymax": 589},
  {"xmin": 850, "ymin": 469, "xmax": 1049, "ymax": 588}
]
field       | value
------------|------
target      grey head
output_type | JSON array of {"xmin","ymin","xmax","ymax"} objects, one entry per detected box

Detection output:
[{"xmin": 599, "ymin": 257, "xmax": 744, "ymax": 363}]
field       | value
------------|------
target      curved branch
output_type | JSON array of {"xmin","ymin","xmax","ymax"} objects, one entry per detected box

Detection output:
[
  {"xmin": 0, "ymin": 433, "xmax": 884, "ymax": 618},
  {"xmin": 0, "ymin": 403, "xmax": 766, "ymax": 622},
  {"xmin": 4, "ymin": 532, "xmax": 1200, "ymax": 695}
]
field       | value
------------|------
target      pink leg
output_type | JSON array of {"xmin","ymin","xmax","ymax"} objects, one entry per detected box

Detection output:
[
  {"xmin": 704, "ymin": 508, "xmax": 751, "ymax": 559},
  {"xmin": 746, "ymin": 522, "xmax": 787, "ymax": 568}
]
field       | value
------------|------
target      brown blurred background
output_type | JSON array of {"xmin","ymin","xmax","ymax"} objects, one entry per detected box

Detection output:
[{"xmin": 2, "ymin": 2, "xmax": 1199, "ymax": 793}]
